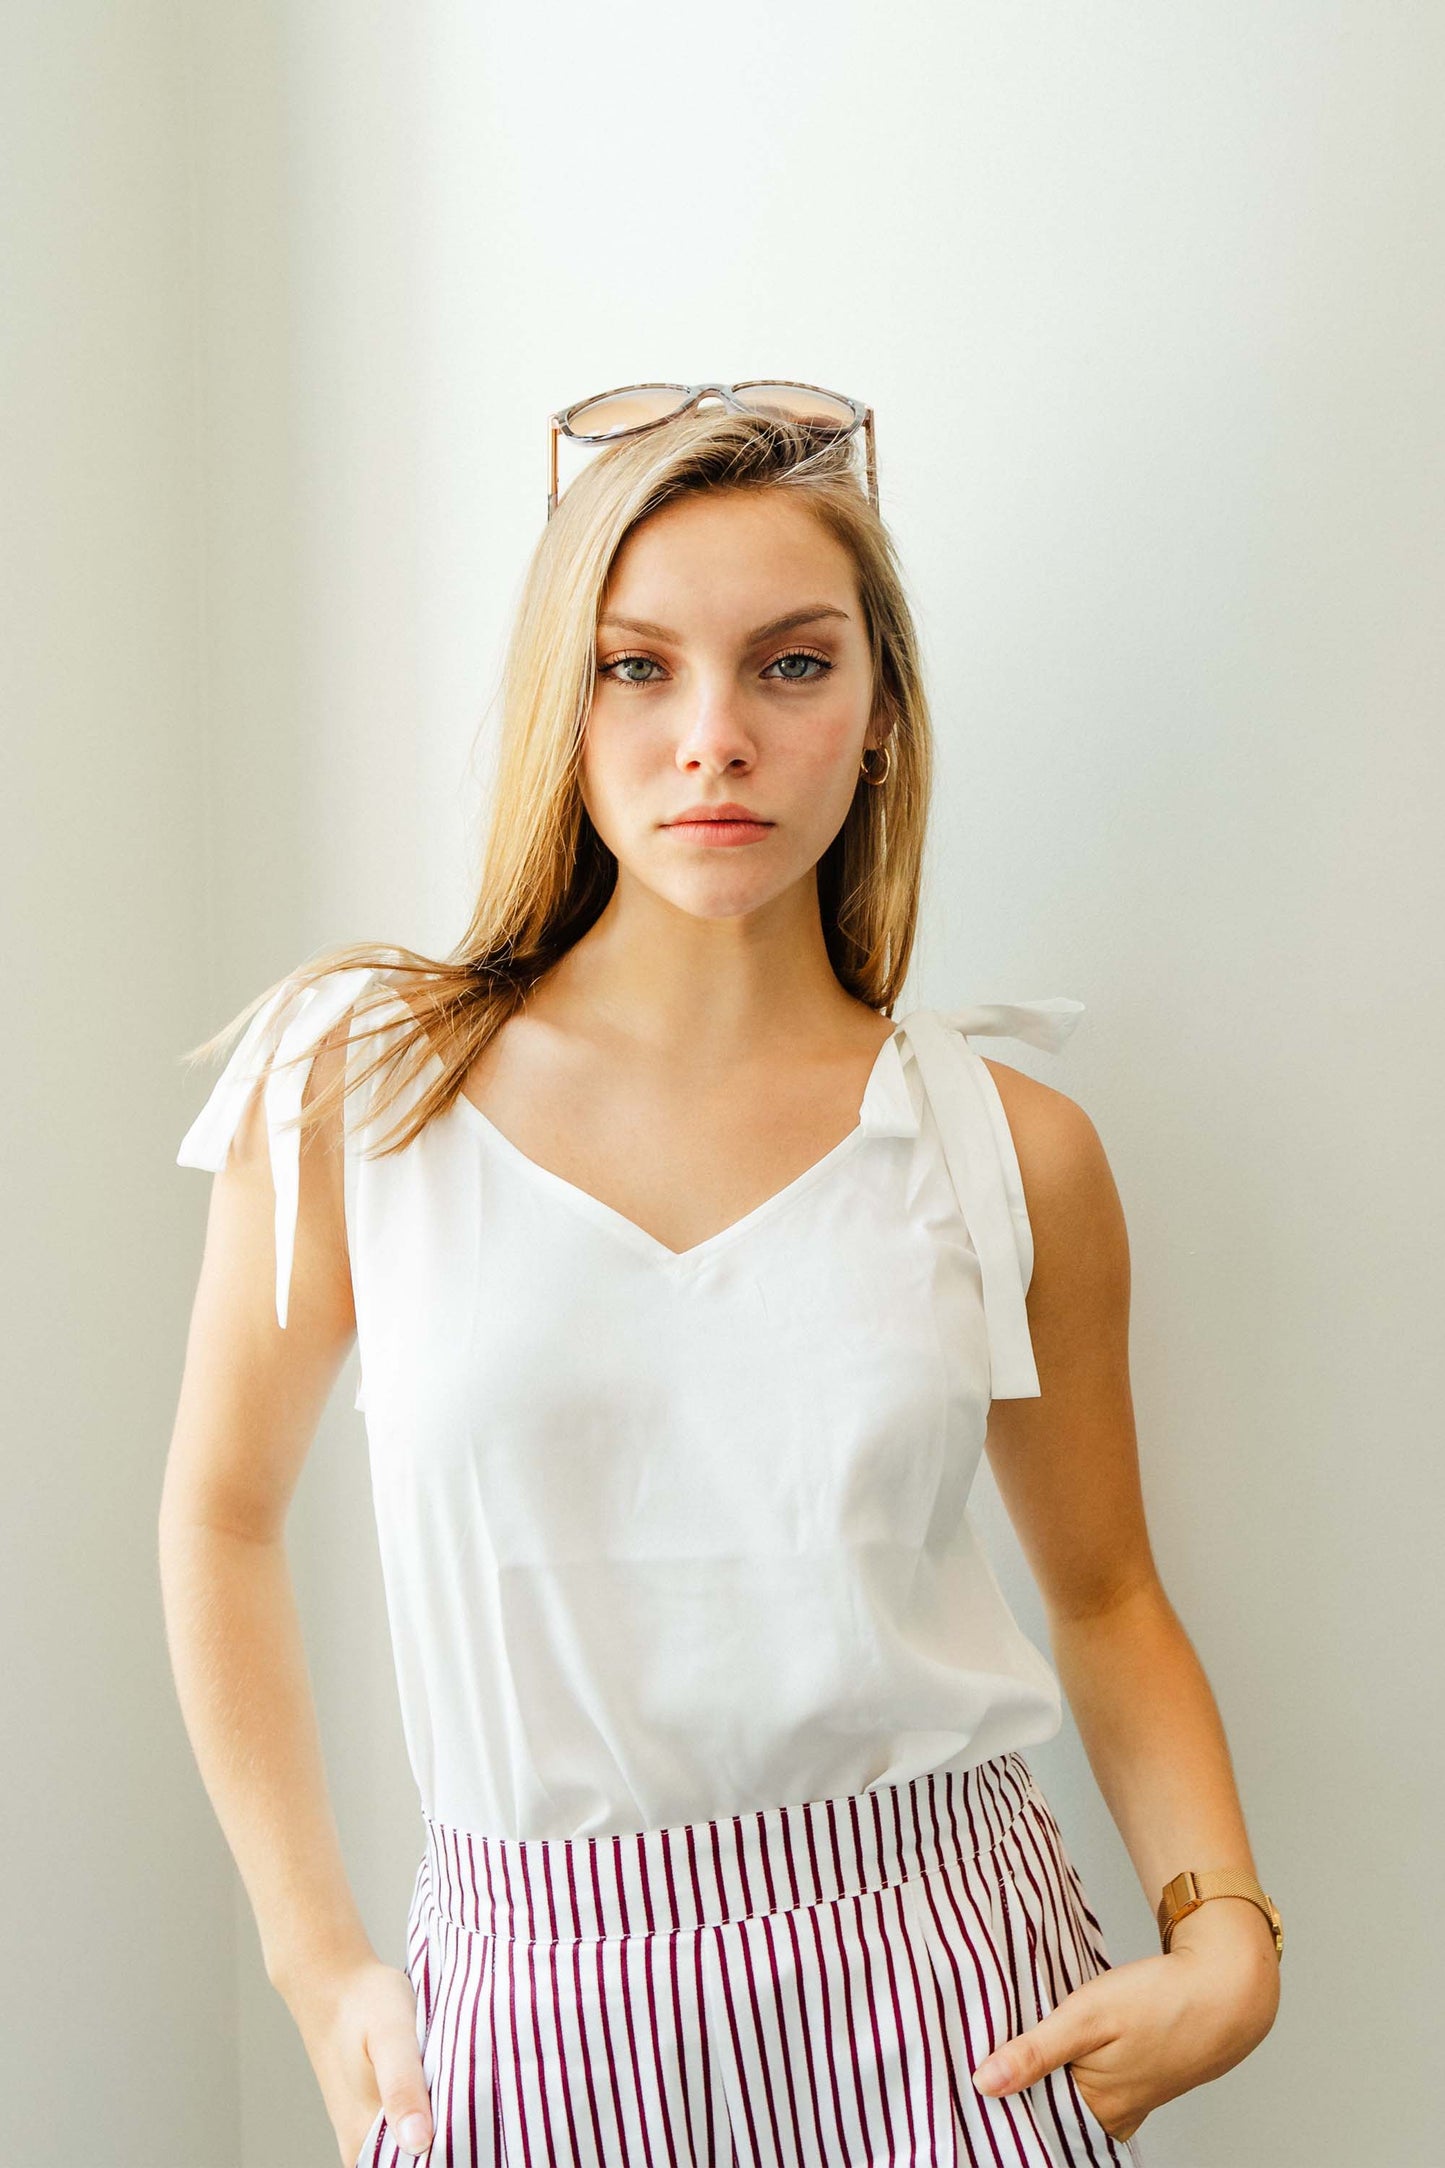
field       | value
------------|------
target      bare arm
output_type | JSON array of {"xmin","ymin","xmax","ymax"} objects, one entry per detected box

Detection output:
[
  {"xmin": 158, "ymin": 1024, "xmax": 368, "ymax": 1999},
  {"xmin": 162, "ymin": 1006, "xmax": 437, "ymax": 2160},
  {"xmin": 969, "ymin": 1059, "xmax": 1279, "ymax": 2138},
  {"xmin": 980, "ymin": 1058, "xmax": 1277, "ymax": 1976}
]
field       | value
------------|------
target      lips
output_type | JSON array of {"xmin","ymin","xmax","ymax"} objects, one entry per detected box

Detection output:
[
  {"xmin": 664, "ymin": 803, "xmax": 772, "ymax": 826},
  {"xmin": 661, "ymin": 805, "xmax": 775, "ymax": 849}
]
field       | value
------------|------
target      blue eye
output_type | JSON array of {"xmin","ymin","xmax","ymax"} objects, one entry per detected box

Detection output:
[
  {"xmin": 765, "ymin": 650, "xmax": 833, "ymax": 682},
  {"xmin": 598, "ymin": 653, "xmax": 664, "ymax": 686},
  {"xmin": 597, "ymin": 649, "xmax": 834, "ymax": 688}
]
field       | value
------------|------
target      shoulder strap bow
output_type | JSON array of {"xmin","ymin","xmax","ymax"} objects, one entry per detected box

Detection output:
[
  {"xmin": 177, "ymin": 965, "xmax": 385, "ymax": 1326},
  {"xmin": 893, "ymin": 997, "xmax": 1085, "ymax": 1398}
]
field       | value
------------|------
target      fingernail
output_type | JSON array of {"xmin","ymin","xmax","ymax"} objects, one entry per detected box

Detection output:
[
  {"xmin": 974, "ymin": 2055, "xmax": 1009, "ymax": 2092},
  {"xmin": 399, "ymin": 2111, "xmax": 432, "ymax": 2153}
]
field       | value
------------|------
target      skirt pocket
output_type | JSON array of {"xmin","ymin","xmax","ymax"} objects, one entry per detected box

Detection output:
[
  {"xmin": 351, "ymin": 2101, "xmax": 387, "ymax": 2168},
  {"xmin": 352, "ymin": 1854, "xmax": 445, "ymax": 2167},
  {"xmin": 993, "ymin": 1776, "xmax": 1145, "ymax": 2165},
  {"xmin": 1060, "ymin": 2054, "xmax": 1138, "ymax": 2166}
]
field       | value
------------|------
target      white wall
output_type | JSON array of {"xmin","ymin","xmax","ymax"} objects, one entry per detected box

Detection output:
[{"xmin": 6, "ymin": 3, "xmax": 1440, "ymax": 2162}]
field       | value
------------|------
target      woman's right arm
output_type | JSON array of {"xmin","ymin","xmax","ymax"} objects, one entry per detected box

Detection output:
[{"xmin": 159, "ymin": 1023, "xmax": 433, "ymax": 2161}]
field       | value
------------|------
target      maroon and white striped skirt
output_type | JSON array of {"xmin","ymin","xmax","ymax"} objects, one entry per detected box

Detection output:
[{"xmin": 352, "ymin": 1749, "xmax": 1144, "ymax": 2166}]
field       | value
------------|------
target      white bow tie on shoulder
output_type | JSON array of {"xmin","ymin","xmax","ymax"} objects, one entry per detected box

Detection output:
[
  {"xmin": 862, "ymin": 996, "xmax": 1087, "ymax": 1141},
  {"xmin": 176, "ymin": 964, "xmax": 383, "ymax": 1328},
  {"xmin": 930, "ymin": 996, "xmax": 1086, "ymax": 1053},
  {"xmin": 885, "ymin": 995, "xmax": 1087, "ymax": 1400}
]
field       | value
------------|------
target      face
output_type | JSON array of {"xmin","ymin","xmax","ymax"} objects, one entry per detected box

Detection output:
[{"xmin": 580, "ymin": 489, "xmax": 886, "ymax": 923}]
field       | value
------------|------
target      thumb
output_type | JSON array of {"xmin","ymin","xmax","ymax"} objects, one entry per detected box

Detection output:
[
  {"xmin": 973, "ymin": 1996, "xmax": 1093, "ymax": 2100},
  {"xmin": 367, "ymin": 2027, "xmax": 434, "ymax": 2157}
]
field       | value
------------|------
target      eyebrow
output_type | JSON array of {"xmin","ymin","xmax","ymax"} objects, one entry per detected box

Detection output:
[{"xmin": 596, "ymin": 604, "xmax": 852, "ymax": 645}]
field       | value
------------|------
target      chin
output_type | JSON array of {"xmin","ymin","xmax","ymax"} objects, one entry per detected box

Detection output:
[{"xmin": 650, "ymin": 871, "xmax": 793, "ymax": 920}]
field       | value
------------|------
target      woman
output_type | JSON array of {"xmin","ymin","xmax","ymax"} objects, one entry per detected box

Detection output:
[{"xmin": 163, "ymin": 387, "xmax": 1282, "ymax": 2168}]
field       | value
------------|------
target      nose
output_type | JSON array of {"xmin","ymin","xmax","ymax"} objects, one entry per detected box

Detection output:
[{"xmin": 673, "ymin": 677, "xmax": 758, "ymax": 773}]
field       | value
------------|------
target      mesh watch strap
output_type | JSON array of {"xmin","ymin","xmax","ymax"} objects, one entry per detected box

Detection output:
[{"xmin": 1158, "ymin": 1869, "xmax": 1283, "ymax": 1959}]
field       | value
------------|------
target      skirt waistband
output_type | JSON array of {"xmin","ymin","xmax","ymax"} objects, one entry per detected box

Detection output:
[{"xmin": 419, "ymin": 1750, "xmax": 1041, "ymax": 1944}]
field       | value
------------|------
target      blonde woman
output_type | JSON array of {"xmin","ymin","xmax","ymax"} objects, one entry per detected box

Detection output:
[{"xmin": 163, "ymin": 386, "xmax": 1281, "ymax": 2168}]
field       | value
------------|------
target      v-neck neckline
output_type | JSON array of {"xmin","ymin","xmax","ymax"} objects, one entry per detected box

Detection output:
[{"xmin": 446, "ymin": 1021, "xmax": 909, "ymax": 1273}]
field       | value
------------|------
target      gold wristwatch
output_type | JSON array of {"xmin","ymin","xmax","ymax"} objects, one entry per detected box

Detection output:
[{"xmin": 1157, "ymin": 1869, "xmax": 1283, "ymax": 1960}]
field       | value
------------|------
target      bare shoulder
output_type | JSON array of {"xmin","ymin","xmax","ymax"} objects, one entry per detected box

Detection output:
[
  {"xmin": 979, "ymin": 1055, "xmax": 1127, "ymax": 1283},
  {"xmin": 978, "ymin": 1054, "xmax": 1099, "ymax": 1174}
]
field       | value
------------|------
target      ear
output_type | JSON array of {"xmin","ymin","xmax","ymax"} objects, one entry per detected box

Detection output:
[{"xmin": 868, "ymin": 682, "xmax": 901, "ymax": 748}]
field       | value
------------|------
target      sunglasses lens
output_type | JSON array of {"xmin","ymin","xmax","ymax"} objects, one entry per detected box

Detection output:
[
  {"xmin": 734, "ymin": 383, "xmax": 858, "ymax": 431},
  {"xmin": 564, "ymin": 386, "xmax": 690, "ymax": 438}
]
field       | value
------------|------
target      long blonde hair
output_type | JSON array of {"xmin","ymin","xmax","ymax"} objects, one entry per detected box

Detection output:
[{"xmin": 182, "ymin": 405, "xmax": 936, "ymax": 1160}]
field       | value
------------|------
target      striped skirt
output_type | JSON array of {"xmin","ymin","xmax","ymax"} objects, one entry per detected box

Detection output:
[{"xmin": 352, "ymin": 1749, "xmax": 1144, "ymax": 2167}]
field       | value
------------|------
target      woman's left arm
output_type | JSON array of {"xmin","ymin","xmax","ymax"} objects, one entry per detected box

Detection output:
[{"xmin": 972, "ymin": 1060, "xmax": 1282, "ymax": 2136}]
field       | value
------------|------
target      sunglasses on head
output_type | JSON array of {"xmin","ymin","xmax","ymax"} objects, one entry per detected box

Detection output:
[{"xmin": 547, "ymin": 380, "xmax": 877, "ymax": 519}]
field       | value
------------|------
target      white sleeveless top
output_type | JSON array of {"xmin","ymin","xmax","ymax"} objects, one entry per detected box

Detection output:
[{"xmin": 177, "ymin": 966, "xmax": 1085, "ymax": 1842}]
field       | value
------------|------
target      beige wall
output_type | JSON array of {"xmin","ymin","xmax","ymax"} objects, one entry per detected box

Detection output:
[
  {"xmin": 5, "ymin": 3, "xmax": 1440, "ymax": 2161},
  {"xmin": 3, "ymin": 4, "xmax": 233, "ymax": 2161}
]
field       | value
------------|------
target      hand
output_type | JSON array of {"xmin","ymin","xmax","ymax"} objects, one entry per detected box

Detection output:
[
  {"xmin": 970, "ymin": 1909, "xmax": 1281, "ymax": 2143},
  {"xmin": 282, "ymin": 1952, "xmax": 435, "ymax": 2164}
]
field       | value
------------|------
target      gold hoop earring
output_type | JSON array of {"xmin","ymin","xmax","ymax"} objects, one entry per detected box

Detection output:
[{"xmin": 860, "ymin": 741, "xmax": 892, "ymax": 786}]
